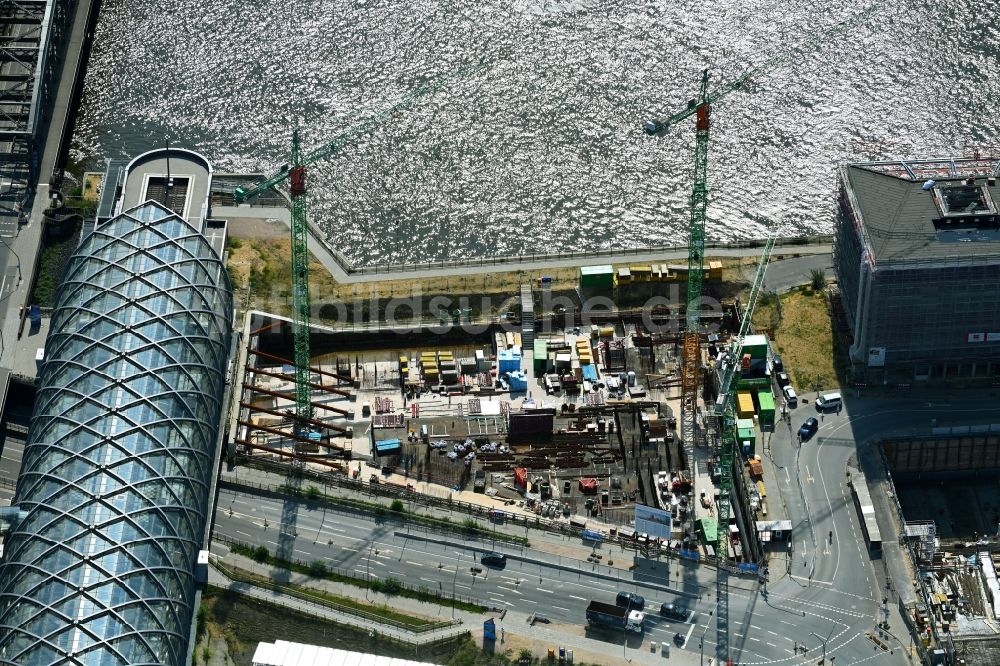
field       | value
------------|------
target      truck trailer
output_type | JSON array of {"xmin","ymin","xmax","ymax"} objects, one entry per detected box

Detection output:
[{"xmin": 585, "ymin": 600, "xmax": 644, "ymax": 633}]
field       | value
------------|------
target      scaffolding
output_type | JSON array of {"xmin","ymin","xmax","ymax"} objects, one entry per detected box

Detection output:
[{"xmin": 905, "ymin": 521, "xmax": 937, "ymax": 564}]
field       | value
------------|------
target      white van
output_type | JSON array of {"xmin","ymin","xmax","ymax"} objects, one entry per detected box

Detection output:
[
  {"xmin": 816, "ymin": 392, "xmax": 842, "ymax": 412},
  {"xmin": 782, "ymin": 385, "xmax": 797, "ymax": 408}
]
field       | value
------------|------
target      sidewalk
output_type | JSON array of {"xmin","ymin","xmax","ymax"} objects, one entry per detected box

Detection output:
[
  {"xmin": 215, "ymin": 205, "xmax": 831, "ymax": 286},
  {"xmin": 0, "ymin": 0, "xmax": 96, "ymax": 376}
]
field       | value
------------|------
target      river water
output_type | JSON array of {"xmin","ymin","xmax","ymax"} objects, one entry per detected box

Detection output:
[{"xmin": 70, "ymin": 0, "xmax": 999, "ymax": 265}]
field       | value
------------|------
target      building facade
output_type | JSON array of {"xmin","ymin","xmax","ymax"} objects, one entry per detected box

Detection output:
[
  {"xmin": 835, "ymin": 158, "xmax": 1000, "ymax": 381},
  {"xmin": 0, "ymin": 149, "xmax": 232, "ymax": 664}
]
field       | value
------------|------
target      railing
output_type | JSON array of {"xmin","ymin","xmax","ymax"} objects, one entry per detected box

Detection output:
[
  {"xmin": 210, "ymin": 557, "xmax": 459, "ymax": 634},
  {"xmin": 211, "ymin": 532, "xmax": 493, "ymax": 615},
  {"xmin": 313, "ymin": 232, "xmax": 833, "ymax": 278}
]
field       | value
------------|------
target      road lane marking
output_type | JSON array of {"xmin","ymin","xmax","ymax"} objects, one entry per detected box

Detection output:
[
  {"xmin": 570, "ymin": 595, "xmax": 587, "ymax": 601},
  {"xmin": 685, "ymin": 622, "xmax": 696, "ymax": 644},
  {"xmin": 537, "ymin": 588, "xmax": 554, "ymax": 594},
  {"xmin": 420, "ymin": 577, "xmax": 437, "ymax": 583},
  {"xmin": 406, "ymin": 561, "xmax": 424, "ymax": 567},
  {"xmin": 749, "ymin": 637, "xmax": 761, "ymax": 642}
]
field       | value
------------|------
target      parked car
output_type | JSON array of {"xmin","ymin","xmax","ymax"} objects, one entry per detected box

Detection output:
[
  {"xmin": 616, "ymin": 591, "xmax": 646, "ymax": 611},
  {"xmin": 776, "ymin": 371, "xmax": 790, "ymax": 388},
  {"xmin": 771, "ymin": 355, "xmax": 783, "ymax": 373},
  {"xmin": 481, "ymin": 552, "xmax": 507, "ymax": 568},
  {"xmin": 563, "ymin": 480, "xmax": 572, "ymax": 494},
  {"xmin": 799, "ymin": 417, "xmax": 819, "ymax": 441},
  {"xmin": 783, "ymin": 385, "xmax": 798, "ymax": 408},
  {"xmin": 815, "ymin": 392, "xmax": 843, "ymax": 412},
  {"xmin": 660, "ymin": 602, "xmax": 689, "ymax": 621}
]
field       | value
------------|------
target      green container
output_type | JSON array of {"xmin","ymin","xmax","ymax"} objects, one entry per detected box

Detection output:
[
  {"xmin": 742, "ymin": 334, "xmax": 769, "ymax": 359},
  {"xmin": 697, "ymin": 517, "xmax": 719, "ymax": 547},
  {"xmin": 580, "ymin": 264, "xmax": 615, "ymax": 288},
  {"xmin": 533, "ymin": 339, "xmax": 548, "ymax": 372},
  {"xmin": 757, "ymin": 390, "xmax": 775, "ymax": 426}
]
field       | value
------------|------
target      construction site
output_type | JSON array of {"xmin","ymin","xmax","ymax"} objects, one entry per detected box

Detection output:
[
  {"xmin": 227, "ymin": 256, "xmax": 781, "ymax": 564},
  {"xmin": 878, "ymin": 431, "xmax": 1000, "ymax": 664}
]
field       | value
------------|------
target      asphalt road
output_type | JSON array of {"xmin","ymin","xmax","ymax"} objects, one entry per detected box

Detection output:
[
  {"xmin": 214, "ymin": 488, "xmax": 786, "ymax": 660},
  {"xmin": 761, "ymin": 254, "xmax": 833, "ymax": 293},
  {"xmin": 214, "ymin": 456, "xmax": 901, "ymax": 666},
  {"xmin": 766, "ymin": 394, "xmax": 1000, "ymax": 664}
]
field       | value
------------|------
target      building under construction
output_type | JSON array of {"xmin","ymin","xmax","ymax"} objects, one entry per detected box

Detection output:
[{"xmin": 835, "ymin": 157, "xmax": 1000, "ymax": 382}]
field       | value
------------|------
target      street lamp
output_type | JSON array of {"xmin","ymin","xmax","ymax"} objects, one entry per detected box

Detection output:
[
  {"xmin": 810, "ymin": 630, "xmax": 833, "ymax": 664},
  {"xmin": 451, "ymin": 553, "xmax": 460, "ymax": 618}
]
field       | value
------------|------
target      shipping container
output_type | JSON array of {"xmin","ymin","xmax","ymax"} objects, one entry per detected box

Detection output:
[
  {"xmin": 757, "ymin": 390, "xmax": 775, "ymax": 426},
  {"xmin": 533, "ymin": 339, "xmax": 549, "ymax": 372},
  {"xmin": 736, "ymin": 391, "xmax": 755, "ymax": 419},
  {"xmin": 742, "ymin": 334, "xmax": 769, "ymax": 359},
  {"xmin": 580, "ymin": 264, "xmax": 615, "ymax": 289}
]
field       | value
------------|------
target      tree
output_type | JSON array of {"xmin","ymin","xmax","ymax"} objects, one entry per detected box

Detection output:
[
  {"xmin": 382, "ymin": 577, "xmax": 403, "ymax": 595},
  {"xmin": 809, "ymin": 268, "xmax": 826, "ymax": 291},
  {"xmin": 308, "ymin": 559, "xmax": 328, "ymax": 577},
  {"xmin": 305, "ymin": 486, "xmax": 322, "ymax": 501},
  {"xmin": 389, "ymin": 499, "xmax": 405, "ymax": 513},
  {"xmin": 252, "ymin": 545, "xmax": 269, "ymax": 563}
]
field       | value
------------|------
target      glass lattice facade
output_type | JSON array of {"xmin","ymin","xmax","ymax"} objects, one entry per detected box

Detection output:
[{"xmin": 0, "ymin": 202, "xmax": 233, "ymax": 665}]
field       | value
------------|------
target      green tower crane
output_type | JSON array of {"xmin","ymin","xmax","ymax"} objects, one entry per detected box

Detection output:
[
  {"xmin": 233, "ymin": 65, "xmax": 481, "ymax": 424},
  {"xmin": 642, "ymin": 4, "xmax": 885, "ymax": 663}
]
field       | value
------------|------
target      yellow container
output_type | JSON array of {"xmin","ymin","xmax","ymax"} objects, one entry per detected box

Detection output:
[{"xmin": 737, "ymin": 392, "xmax": 755, "ymax": 419}]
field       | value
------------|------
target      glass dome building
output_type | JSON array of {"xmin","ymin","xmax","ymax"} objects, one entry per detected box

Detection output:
[{"xmin": 0, "ymin": 152, "xmax": 233, "ymax": 664}]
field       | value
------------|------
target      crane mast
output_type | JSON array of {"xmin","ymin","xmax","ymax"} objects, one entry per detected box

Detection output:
[
  {"xmin": 643, "ymin": 4, "xmax": 885, "ymax": 663},
  {"xmin": 288, "ymin": 130, "xmax": 312, "ymax": 423},
  {"xmin": 233, "ymin": 65, "xmax": 483, "ymax": 425}
]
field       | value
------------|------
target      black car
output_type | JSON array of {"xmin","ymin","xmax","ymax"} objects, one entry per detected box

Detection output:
[
  {"xmin": 775, "ymin": 371, "xmax": 790, "ymax": 388},
  {"xmin": 799, "ymin": 417, "xmax": 819, "ymax": 441},
  {"xmin": 673, "ymin": 632, "xmax": 686, "ymax": 646},
  {"xmin": 616, "ymin": 591, "xmax": 645, "ymax": 610},
  {"xmin": 772, "ymin": 355, "xmax": 783, "ymax": 373},
  {"xmin": 481, "ymin": 552, "xmax": 507, "ymax": 568},
  {"xmin": 659, "ymin": 602, "xmax": 689, "ymax": 621}
]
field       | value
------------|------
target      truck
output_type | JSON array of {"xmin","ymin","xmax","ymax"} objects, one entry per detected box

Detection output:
[
  {"xmin": 585, "ymin": 600, "xmax": 644, "ymax": 633},
  {"xmin": 474, "ymin": 470, "xmax": 486, "ymax": 492}
]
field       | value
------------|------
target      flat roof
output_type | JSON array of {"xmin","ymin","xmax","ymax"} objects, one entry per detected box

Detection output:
[
  {"xmin": 252, "ymin": 641, "xmax": 439, "ymax": 666},
  {"xmin": 843, "ymin": 158, "xmax": 1000, "ymax": 265},
  {"xmin": 119, "ymin": 148, "xmax": 213, "ymax": 231}
]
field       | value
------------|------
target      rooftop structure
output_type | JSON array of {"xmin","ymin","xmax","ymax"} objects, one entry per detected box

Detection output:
[
  {"xmin": 835, "ymin": 158, "xmax": 1000, "ymax": 380},
  {"xmin": 0, "ymin": 149, "xmax": 233, "ymax": 664}
]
